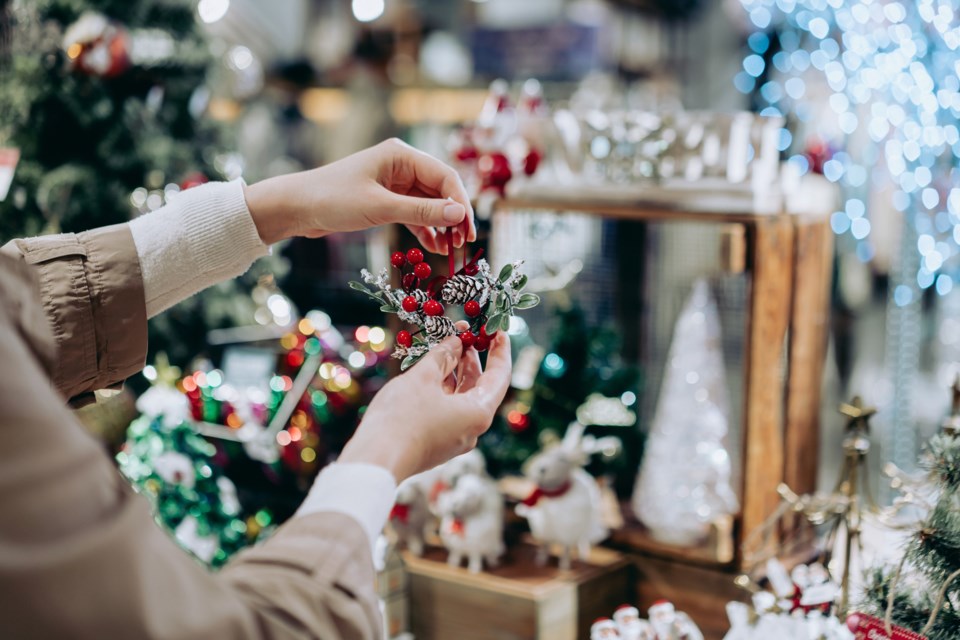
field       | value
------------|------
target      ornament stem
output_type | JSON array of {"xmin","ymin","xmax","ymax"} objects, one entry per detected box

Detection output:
[{"xmin": 446, "ymin": 227, "xmax": 455, "ymax": 278}]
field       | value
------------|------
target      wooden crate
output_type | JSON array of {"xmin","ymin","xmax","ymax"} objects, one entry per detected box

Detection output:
[{"xmin": 404, "ymin": 541, "xmax": 634, "ymax": 640}]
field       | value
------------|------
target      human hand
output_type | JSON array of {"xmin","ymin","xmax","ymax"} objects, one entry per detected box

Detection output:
[
  {"xmin": 242, "ymin": 138, "xmax": 476, "ymax": 253},
  {"xmin": 338, "ymin": 331, "xmax": 512, "ymax": 482}
]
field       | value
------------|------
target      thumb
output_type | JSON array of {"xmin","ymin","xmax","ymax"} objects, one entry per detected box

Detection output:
[
  {"xmin": 415, "ymin": 335, "xmax": 463, "ymax": 381},
  {"xmin": 390, "ymin": 194, "xmax": 466, "ymax": 229}
]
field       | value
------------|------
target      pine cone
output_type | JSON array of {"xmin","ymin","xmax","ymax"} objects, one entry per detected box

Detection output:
[
  {"xmin": 424, "ymin": 315, "xmax": 456, "ymax": 342},
  {"xmin": 441, "ymin": 275, "xmax": 486, "ymax": 304}
]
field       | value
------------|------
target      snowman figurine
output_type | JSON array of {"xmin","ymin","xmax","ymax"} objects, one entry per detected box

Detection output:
[
  {"xmin": 614, "ymin": 604, "xmax": 655, "ymax": 640},
  {"xmin": 591, "ymin": 617, "xmax": 621, "ymax": 640},
  {"xmin": 648, "ymin": 600, "xmax": 703, "ymax": 640}
]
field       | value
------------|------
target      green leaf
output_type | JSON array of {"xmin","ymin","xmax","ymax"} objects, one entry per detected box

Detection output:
[
  {"xmin": 401, "ymin": 353, "xmax": 424, "ymax": 371},
  {"xmin": 515, "ymin": 274, "xmax": 528, "ymax": 290},
  {"xmin": 380, "ymin": 304, "xmax": 397, "ymax": 313},
  {"xmin": 497, "ymin": 313, "xmax": 512, "ymax": 332},
  {"xmin": 498, "ymin": 264, "xmax": 513, "ymax": 284},
  {"xmin": 516, "ymin": 293, "xmax": 540, "ymax": 309},
  {"xmin": 348, "ymin": 281, "xmax": 369, "ymax": 292},
  {"xmin": 497, "ymin": 295, "xmax": 509, "ymax": 312},
  {"xmin": 485, "ymin": 313, "xmax": 504, "ymax": 333}
]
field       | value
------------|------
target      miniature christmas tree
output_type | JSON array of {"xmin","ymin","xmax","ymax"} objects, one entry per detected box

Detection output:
[
  {"xmin": 858, "ymin": 379, "xmax": 960, "ymax": 639},
  {"xmin": 631, "ymin": 279, "xmax": 738, "ymax": 545}
]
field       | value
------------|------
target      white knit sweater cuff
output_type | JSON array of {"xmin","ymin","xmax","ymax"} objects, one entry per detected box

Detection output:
[
  {"xmin": 296, "ymin": 462, "xmax": 398, "ymax": 555},
  {"xmin": 129, "ymin": 180, "xmax": 270, "ymax": 318}
]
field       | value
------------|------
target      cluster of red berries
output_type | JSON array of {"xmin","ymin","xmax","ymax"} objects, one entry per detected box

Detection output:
[{"xmin": 390, "ymin": 247, "xmax": 496, "ymax": 352}]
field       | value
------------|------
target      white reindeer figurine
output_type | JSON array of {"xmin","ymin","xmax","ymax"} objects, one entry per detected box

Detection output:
[
  {"xmin": 516, "ymin": 422, "xmax": 613, "ymax": 570},
  {"xmin": 388, "ymin": 478, "xmax": 431, "ymax": 556},
  {"xmin": 437, "ymin": 473, "xmax": 505, "ymax": 573}
]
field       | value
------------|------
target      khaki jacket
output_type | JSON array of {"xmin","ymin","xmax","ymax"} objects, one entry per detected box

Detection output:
[{"xmin": 0, "ymin": 225, "xmax": 381, "ymax": 639}]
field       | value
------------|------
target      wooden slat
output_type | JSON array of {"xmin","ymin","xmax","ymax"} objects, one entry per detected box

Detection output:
[
  {"xmin": 495, "ymin": 198, "xmax": 776, "ymax": 225},
  {"xmin": 784, "ymin": 217, "xmax": 834, "ymax": 495},
  {"xmin": 739, "ymin": 215, "xmax": 795, "ymax": 563}
]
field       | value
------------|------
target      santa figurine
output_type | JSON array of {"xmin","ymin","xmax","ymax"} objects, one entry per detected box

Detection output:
[
  {"xmin": 591, "ymin": 617, "xmax": 621, "ymax": 640},
  {"xmin": 614, "ymin": 604, "xmax": 655, "ymax": 640},
  {"xmin": 647, "ymin": 600, "xmax": 704, "ymax": 640}
]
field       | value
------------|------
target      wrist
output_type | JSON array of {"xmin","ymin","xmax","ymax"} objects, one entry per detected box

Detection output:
[
  {"xmin": 242, "ymin": 179, "xmax": 296, "ymax": 245},
  {"xmin": 338, "ymin": 431, "xmax": 418, "ymax": 483}
]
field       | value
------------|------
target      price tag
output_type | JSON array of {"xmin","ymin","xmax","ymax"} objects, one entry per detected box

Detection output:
[
  {"xmin": 0, "ymin": 148, "xmax": 20, "ymax": 202},
  {"xmin": 846, "ymin": 613, "xmax": 927, "ymax": 640}
]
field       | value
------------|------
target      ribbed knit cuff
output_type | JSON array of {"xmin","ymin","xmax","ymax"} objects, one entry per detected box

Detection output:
[
  {"xmin": 296, "ymin": 463, "xmax": 398, "ymax": 555},
  {"xmin": 129, "ymin": 180, "xmax": 269, "ymax": 318}
]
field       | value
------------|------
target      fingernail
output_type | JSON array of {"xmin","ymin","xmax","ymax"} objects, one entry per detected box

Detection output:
[{"xmin": 443, "ymin": 202, "xmax": 465, "ymax": 223}]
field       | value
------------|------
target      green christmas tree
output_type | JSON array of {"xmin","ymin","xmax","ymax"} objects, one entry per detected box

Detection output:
[
  {"xmin": 479, "ymin": 303, "xmax": 640, "ymax": 486},
  {"xmin": 859, "ymin": 381, "xmax": 960, "ymax": 639},
  {"xmin": 0, "ymin": 0, "xmax": 279, "ymax": 365}
]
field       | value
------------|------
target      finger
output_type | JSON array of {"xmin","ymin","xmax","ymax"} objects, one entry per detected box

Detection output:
[
  {"xmin": 443, "ymin": 370, "xmax": 458, "ymax": 394},
  {"xmin": 414, "ymin": 335, "xmax": 463, "ymax": 381},
  {"xmin": 400, "ymin": 147, "xmax": 476, "ymax": 244},
  {"xmin": 471, "ymin": 332, "xmax": 512, "ymax": 411},
  {"xmin": 456, "ymin": 346, "xmax": 483, "ymax": 393},
  {"xmin": 405, "ymin": 223, "xmax": 444, "ymax": 254},
  {"xmin": 388, "ymin": 193, "xmax": 467, "ymax": 232}
]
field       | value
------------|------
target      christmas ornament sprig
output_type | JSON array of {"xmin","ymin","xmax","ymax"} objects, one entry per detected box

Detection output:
[{"xmin": 350, "ymin": 233, "xmax": 539, "ymax": 371}]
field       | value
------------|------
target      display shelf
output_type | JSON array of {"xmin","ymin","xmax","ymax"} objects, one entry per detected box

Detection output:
[{"xmin": 403, "ymin": 540, "xmax": 633, "ymax": 640}]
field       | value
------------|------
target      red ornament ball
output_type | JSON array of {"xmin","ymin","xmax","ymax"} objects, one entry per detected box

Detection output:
[
  {"xmin": 402, "ymin": 296, "xmax": 419, "ymax": 313},
  {"xmin": 406, "ymin": 248, "xmax": 424, "ymax": 265},
  {"xmin": 391, "ymin": 252, "xmax": 407, "ymax": 268},
  {"xmin": 464, "ymin": 300, "xmax": 481, "ymax": 317},
  {"xmin": 459, "ymin": 331, "xmax": 476, "ymax": 348},
  {"xmin": 423, "ymin": 300, "xmax": 444, "ymax": 317},
  {"xmin": 474, "ymin": 335, "xmax": 490, "ymax": 352},
  {"xmin": 414, "ymin": 262, "xmax": 432, "ymax": 279},
  {"xmin": 402, "ymin": 273, "xmax": 418, "ymax": 290},
  {"xmin": 480, "ymin": 323, "xmax": 498, "ymax": 340},
  {"xmin": 396, "ymin": 330, "xmax": 413, "ymax": 348}
]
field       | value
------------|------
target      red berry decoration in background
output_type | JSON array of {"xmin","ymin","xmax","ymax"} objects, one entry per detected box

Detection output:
[
  {"xmin": 396, "ymin": 331, "xmax": 413, "ymax": 348},
  {"xmin": 464, "ymin": 300, "xmax": 481, "ymax": 318},
  {"xmin": 524, "ymin": 148, "xmax": 543, "ymax": 176},
  {"xmin": 402, "ymin": 273, "xmax": 417, "ymax": 290},
  {"xmin": 474, "ymin": 336, "xmax": 490, "ymax": 352},
  {"xmin": 414, "ymin": 262, "xmax": 432, "ymax": 279},
  {"xmin": 478, "ymin": 152, "xmax": 512, "ymax": 196},
  {"xmin": 391, "ymin": 252, "xmax": 407, "ymax": 268},
  {"xmin": 459, "ymin": 331, "xmax": 476, "ymax": 348},
  {"xmin": 180, "ymin": 172, "xmax": 209, "ymax": 191},
  {"xmin": 423, "ymin": 300, "xmax": 444, "ymax": 317},
  {"xmin": 402, "ymin": 296, "xmax": 419, "ymax": 313},
  {"xmin": 406, "ymin": 248, "xmax": 424, "ymax": 264}
]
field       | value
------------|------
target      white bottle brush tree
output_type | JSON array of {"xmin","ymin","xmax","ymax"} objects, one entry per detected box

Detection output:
[{"xmin": 632, "ymin": 278, "xmax": 739, "ymax": 545}]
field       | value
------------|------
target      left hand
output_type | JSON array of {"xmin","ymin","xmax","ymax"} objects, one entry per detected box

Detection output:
[{"xmin": 242, "ymin": 138, "xmax": 476, "ymax": 253}]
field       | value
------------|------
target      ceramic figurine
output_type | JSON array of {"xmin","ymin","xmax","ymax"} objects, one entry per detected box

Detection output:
[
  {"xmin": 437, "ymin": 473, "xmax": 504, "ymax": 573},
  {"xmin": 648, "ymin": 600, "xmax": 704, "ymax": 640},
  {"xmin": 614, "ymin": 604, "xmax": 656, "ymax": 640},
  {"xmin": 389, "ymin": 477, "xmax": 431, "ymax": 556},
  {"xmin": 591, "ymin": 617, "xmax": 621, "ymax": 639},
  {"xmin": 515, "ymin": 422, "xmax": 610, "ymax": 570}
]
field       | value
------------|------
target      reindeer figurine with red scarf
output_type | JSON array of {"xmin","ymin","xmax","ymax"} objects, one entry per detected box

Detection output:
[
  {"xmin": 516, "ymin": 422, "xmax": 613, "ymax": 570},
  {"xmin": 388, "ymin": 478, "xmax": 431, "ymax": 556}
]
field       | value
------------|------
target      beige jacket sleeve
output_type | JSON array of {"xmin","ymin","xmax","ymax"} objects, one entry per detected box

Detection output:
[{"xmin": 0, "ymin": 228, "xmax": 383, "ymax": 639}]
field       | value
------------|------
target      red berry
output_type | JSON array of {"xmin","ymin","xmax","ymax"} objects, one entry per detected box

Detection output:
[
  {"xmin": 423, "ymin": 300, "xmax": 444, "ymax": 317},
  {"xmin": 414, "ymin": 262, "xmax": 432, "ymax": 279},
  {"xmin": 464, "ymin": 263, "xmax": 479, "ymax": 276},
  {"xmin": 391, "ymin": 252, "xmax": 406, "ymax": 268},
  {"xmin": 464, "ymin": 300, "xmax": 481, "ymax": 317},
  {"xmin": 397, "ymin": 331, "xmax": 413, "ymax": 348},
  {"xmin": 402, "ymin": 273, "xmax": 417, "ymax": 290},
  {"xmin": 402, "ymin": 296, "xmax": 419, "ymax": 313},
  {"xmin": 459, "ymin": 331, "xmax": 476, "ymax": 348},
  {"xmin": 480, "ymin": 323, "xmax": 498, "ymax": 340},
  {"xmin": 406, "ymin": 248, "xmax": 424, "ymax": 264},
  {"xmin": 474, "ymin": 336, "xmax": 490, "ymax": 352}
]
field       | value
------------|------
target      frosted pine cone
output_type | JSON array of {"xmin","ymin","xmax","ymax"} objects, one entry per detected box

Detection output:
[
  {"xmin": 424, "ymin": 315, "xmax": 456, "ymax": 342},
  {"xmin": 441, "ymin": 275, "xmax": 486, "ymax": 304}
]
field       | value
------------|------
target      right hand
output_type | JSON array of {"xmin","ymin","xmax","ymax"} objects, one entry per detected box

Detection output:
[{"xmin": 338, "ymin": 332, "xmax": 512, "ymax": 482}]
